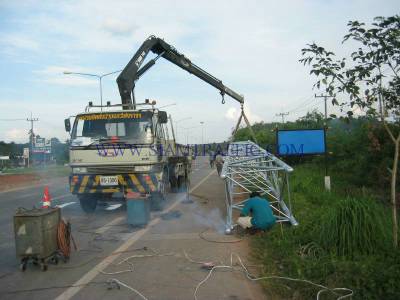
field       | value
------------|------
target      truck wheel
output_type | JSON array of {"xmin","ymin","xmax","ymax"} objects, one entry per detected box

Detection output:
[
  {"xmin": 170, "ymin": 176, "xmax": 179, "ymax": 193},
  {"xmin": 169, "ymin": 165, "xmax": 179, "ymax": 193},
  {"xmin": 178, "ymin": 175, "xmax": 189, "ymax": 192},
  {"xmin": 150, "ymin": 191, "xmax": 164, "ymax": 211},
  {"xmin": 79, "ymin": 194, "xmax": 98, "ymax": 213},
  {"xmin": 151, "ymin": 170, "xmax": 168, "ymax": 210}
]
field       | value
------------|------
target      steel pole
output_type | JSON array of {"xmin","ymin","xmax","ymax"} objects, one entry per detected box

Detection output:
[{"xmin": 99, "ymin": 76, "xmax": 103, "ymax": 111}]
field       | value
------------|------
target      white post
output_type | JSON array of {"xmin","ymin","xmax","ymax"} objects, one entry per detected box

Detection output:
[{"xmin": 324, "ymin": 176, "xmax": 331, "ymax": 191}]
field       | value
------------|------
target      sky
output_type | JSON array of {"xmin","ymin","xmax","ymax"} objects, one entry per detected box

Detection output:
[{"xmin": 0, "ymin": 0, "xmax": 398, "ymax": 144}]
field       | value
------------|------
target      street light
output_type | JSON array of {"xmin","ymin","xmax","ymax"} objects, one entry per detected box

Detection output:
[
  {"xmin": 182, "ymin": 125, "xmax": 201, "ymax": 144},
  {"xmin": 175, "ymin": 117, "xmax": 192, "ymax": 142},
  {"xmin": 200, "ymin": 121, "xmax": 205, "ymax": 145},
  {"xmin": 63, "ymin": 69, "xmax": 122, "ymax": 110},
  {"xmin": 159, "ymin": 103, "xmax": 177, "ymax": 109}
]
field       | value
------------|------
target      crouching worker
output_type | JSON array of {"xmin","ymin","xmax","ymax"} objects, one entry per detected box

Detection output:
[{"xmin": 237, "ymin": 192, "xmax": 276, "ymax": 232}]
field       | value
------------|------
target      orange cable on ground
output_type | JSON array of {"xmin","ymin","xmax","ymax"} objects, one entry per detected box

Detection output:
[{"xmin": 57, "ymin": 219, "xmax": 77, "ymax": 259}]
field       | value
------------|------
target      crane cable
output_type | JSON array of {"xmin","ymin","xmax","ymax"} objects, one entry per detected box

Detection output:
[
  {"xmin": 57, "ymin": 219, "xmax": 77, "ymax": 259},
  {"xmin": 232, "ymin": 103, "xmax": 258, "ymax": 144}
]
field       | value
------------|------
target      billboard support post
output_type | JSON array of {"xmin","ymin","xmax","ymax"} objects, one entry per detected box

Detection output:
[{"xmin": 323, "ymin": 126, "xmax": 330, "ymax": 191}]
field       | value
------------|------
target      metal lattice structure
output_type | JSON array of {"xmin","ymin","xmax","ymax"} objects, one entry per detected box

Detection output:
[{"xmin": 220, "ymin": 141, "xmax": 298, "ymax": 234}]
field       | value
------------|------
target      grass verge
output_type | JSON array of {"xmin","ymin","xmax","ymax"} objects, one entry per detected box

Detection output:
[
  {"xmin": 252, "ymin": 164, "xmax": 400, "ymax": 299},
  {"xmin": 1, "ymin": 164, "xmax": 70, "ymax": 177}
]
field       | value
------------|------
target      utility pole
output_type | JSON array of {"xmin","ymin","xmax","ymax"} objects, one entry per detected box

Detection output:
[
  {"xmin": 315, "ymin": 94, "xmax": 334, "ymax": 191},
  {"xmin": 26, "ymin": 112, "xmax": 39, "ymax": 167},
  {"xmin": 275, "ymin": 112, "xmax": 289, "ymax": 123},
  {"xmin": 315, "ymin": 94, "xmax": 334, "ymax": 126}
]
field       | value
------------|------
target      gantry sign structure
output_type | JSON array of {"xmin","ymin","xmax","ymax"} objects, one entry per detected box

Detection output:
[{"xmin": 220, "ymin": 141, "xmax": 298, "ymax": 233}]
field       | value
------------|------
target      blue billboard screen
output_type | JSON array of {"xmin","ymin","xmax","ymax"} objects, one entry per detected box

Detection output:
[{"xmin": 277, "ymin": 129, "xmax": 326, "ymax": 156}]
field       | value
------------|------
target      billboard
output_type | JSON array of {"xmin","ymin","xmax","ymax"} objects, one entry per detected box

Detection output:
[
  {"xmin": 277, "ymin": 129, "xmax": 326, "ymax": 156},
  {"xmin": 33, "ymin": 137, "xmax": 52, "ymax": 154}
]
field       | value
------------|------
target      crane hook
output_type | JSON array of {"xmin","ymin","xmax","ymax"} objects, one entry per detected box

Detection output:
[{"xmin": 220, "ymin": 91, "xmax": 225, "ymax": 104}]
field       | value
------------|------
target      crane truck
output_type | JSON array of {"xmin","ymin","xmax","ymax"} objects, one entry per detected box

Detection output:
[{"xmin": 64, "ymin": 35, "xmax": 244, "ymax": 213}]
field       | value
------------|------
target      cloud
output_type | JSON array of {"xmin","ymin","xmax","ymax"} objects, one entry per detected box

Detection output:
[
  {"xmin": 0, "ymin": 34, "xmax": 40, "ymax": 52},
  {"xmin": 5, "ymin": 128, "xmax": 27, "ymax": 143},
  {"xmin": 224, "ymin": 104, "xmax": 262, "ymax": 124},
  {"xmin": 225, "ymin": 107, "xmax": 237, "ymax": 121},
  {"xmin": 102, "ymin": 18, "xmax": 137, "ymax": 36}
]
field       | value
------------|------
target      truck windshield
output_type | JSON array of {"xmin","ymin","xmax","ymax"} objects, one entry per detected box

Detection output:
[{"xmin": 71, "ymin": 112, "xmax": 153, "ymax": 144}]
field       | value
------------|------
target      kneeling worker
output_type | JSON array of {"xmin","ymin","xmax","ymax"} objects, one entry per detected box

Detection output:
[{"xmin": 237, "ymin": 192, "xmax": 276, "ymax": 231}]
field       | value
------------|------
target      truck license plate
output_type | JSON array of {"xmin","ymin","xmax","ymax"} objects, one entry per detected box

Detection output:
[{"xmin": 100, "ymin": 176, "xmax": 119, "ymax": 186}]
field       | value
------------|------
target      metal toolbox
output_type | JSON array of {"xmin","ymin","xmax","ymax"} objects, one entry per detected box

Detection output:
[{"xmin": 14, "ymin": 207, "xmax": 60, "ymax": 260}]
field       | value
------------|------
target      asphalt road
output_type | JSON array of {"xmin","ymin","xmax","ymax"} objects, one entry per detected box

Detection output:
[{"xmin": 0, "ymin": 157, "xmax": 267, "ymax": 300}]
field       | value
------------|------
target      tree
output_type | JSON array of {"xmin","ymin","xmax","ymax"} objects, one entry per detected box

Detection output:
[
  {"xmin": 297, "ymin": 109, "xmax": 324, "ymax": 126},
  {"xmin": 300, "ymin": 15, "xmax": 400, "ymax": 247}
]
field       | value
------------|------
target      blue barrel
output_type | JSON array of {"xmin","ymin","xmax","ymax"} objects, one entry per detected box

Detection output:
[{"xmin": 126, "ymin": 196, "xmax": 150, "ymax": 226}]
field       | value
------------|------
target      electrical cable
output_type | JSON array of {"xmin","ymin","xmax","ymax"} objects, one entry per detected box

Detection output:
[
  {"xmin": 286, "ymin": 96, "xmax": 316, "ymax": 113},
  {"xmin": 57, "ymin": 219, "xmax": 77, "ymax": 259},
  {"xmin": 192, "ymin": 252, "xmax": 353, "ymax": 300},
  {"xmin": 183, "ymin": 250, "xmax": 209, "ymax": 265},
  {"xmin": 117, "ymin": 252, "xmax": 175, "ymax": 265},
  {"xmin": 291, "ymin": 100, "xmax": 322, "ymax": 114},
  {"xmin": 107, "ymin": 279, "xmax": 149, "ymax": 300},
  {"xmin": 199, "ymin": 228, "xmax": 242, "ymax": 243},
  {"xmin": 55, "ymin": 246, "xmax": 150, "ymax": 270},
  {"xmin": 100, "ymin": 262, "xmax": 134, "ymax": 275}
]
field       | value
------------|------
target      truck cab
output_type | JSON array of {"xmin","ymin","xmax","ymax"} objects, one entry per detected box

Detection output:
[{"xmin": 65, "ymin": 101, "xmax": 191, "ymax": 213}]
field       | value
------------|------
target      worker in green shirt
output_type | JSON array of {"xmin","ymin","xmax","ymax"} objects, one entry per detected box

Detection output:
[{"xmin": 237, "ymin": 192, "xmax": 276, "ymax": 230}]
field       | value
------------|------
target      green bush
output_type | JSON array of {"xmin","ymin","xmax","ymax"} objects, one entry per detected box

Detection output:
[{"xmin": 318, "ymin": 197, "xmax": 389, "ymax": 257}]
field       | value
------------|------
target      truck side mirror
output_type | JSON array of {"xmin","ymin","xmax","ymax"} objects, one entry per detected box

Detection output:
[
  {"xmin": 64, "ymin": 118, "xmax": 71, "ymax": 132},
  {"xmin": 158, "ymin": 111, "xmax": 168, "ymax": 124}
]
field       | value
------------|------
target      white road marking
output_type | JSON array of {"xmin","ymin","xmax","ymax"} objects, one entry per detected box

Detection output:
[
  {"xmin": 56, "ymin": 202, "xmax": 76, "ymax": 208},
  {"xmin": 105, "ymin": 204, "xmax": 122, "ymax": 211},
  {"xmin": 55, "ymin": 169, "xmax": 216, "ymax": 300},
  {"xmin": 52, "ymin": 194, "xmax": 72, "ymax": 201}
]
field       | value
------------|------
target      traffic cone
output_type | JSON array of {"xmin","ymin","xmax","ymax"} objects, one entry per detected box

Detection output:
[{"xmin": 42, "ymin": 186, "xmax": 52, "ymax": 208}]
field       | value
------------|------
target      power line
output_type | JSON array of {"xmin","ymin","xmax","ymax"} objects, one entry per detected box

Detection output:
[
  {"xmin": 287, "ymin": 95, "xmax": 316, "ymax": 113},
  {"xmin": 0, "ymin": 118, "xmax": 26, "ymax": 121},
  {"xmin": 290, "ymin": 101, "xmax": 323, "ymax": 114},
  {"xmin": 275, "ymin": 112, "xmax": 289, "ymax": 123}
]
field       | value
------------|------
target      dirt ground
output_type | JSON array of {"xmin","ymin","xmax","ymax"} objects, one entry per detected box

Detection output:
[
  {"xmin": 0, "ymin": 166, "xmax": 69, "ymax": 192},
  {"xmin": 0, "ymin": 174, "xmax": 43, "ymax": 192}
]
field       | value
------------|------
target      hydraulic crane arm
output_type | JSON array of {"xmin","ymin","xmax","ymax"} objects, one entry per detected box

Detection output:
[{"xmin": 116, "ymin": 35, "xmax": 244, "ymax": 108}]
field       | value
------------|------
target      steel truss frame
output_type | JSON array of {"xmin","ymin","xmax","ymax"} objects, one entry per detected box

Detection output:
[{"xmin": 220, "ymin": 141, "xmax": 298, "ymax": 234}]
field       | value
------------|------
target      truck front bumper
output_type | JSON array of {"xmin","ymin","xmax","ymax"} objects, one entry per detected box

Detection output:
[{"xmin": 69, "ymin": 173, "xmax": 159, "ymax": 194}]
